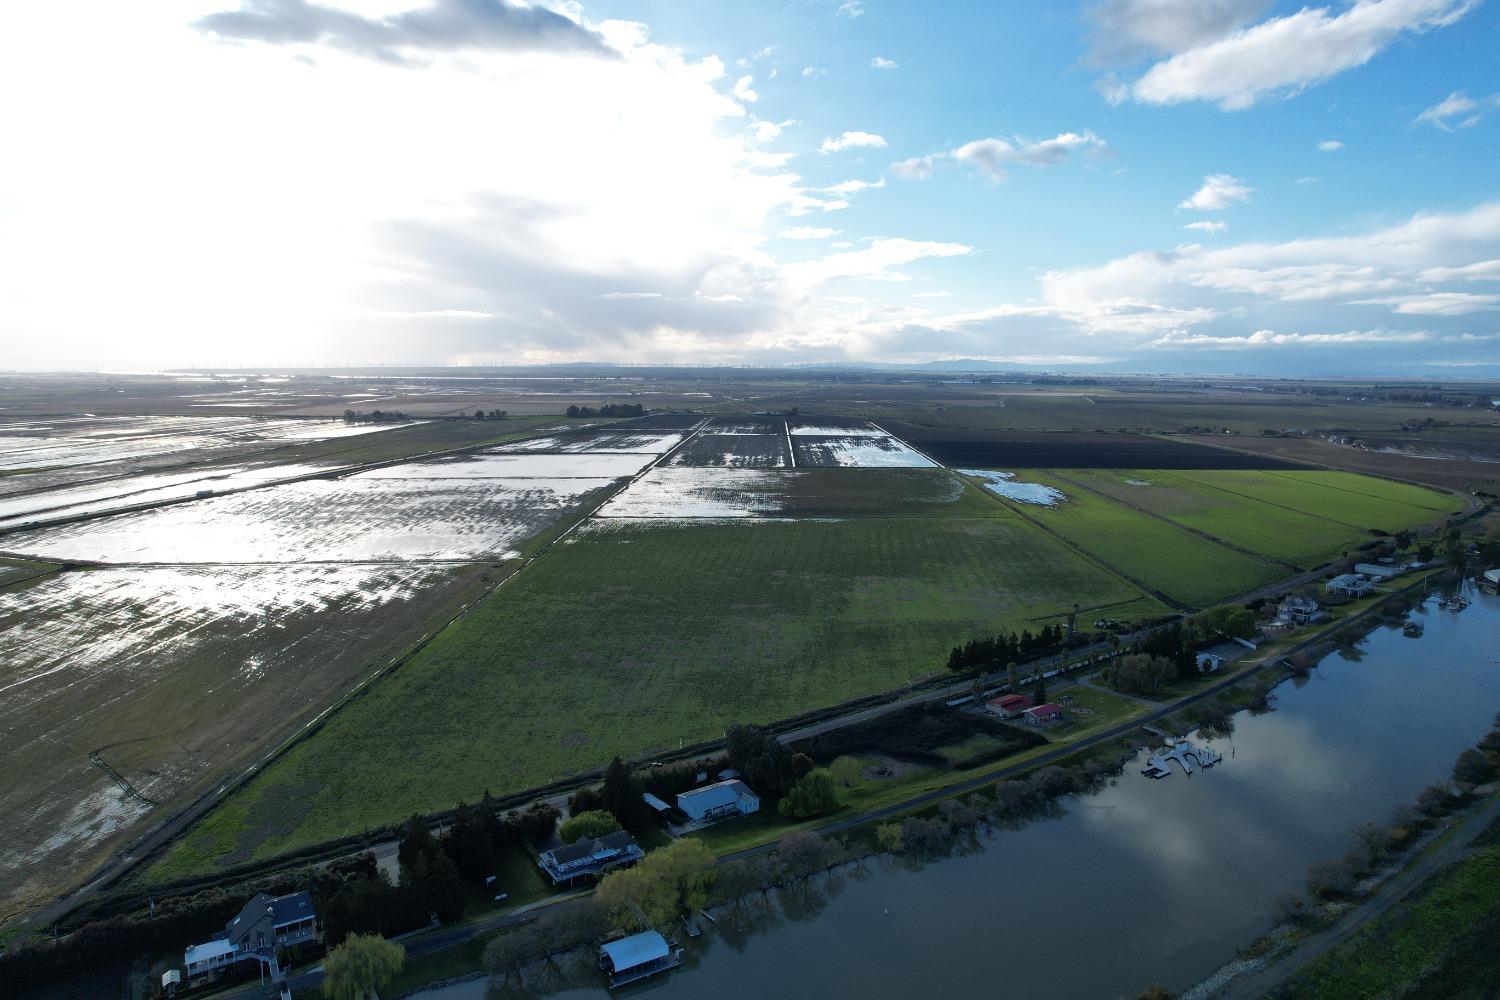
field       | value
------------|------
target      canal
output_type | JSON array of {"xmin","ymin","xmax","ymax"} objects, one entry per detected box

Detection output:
[{"xmin": 416, "ymin": 587, "xmax": 1500, "ymax": 999}]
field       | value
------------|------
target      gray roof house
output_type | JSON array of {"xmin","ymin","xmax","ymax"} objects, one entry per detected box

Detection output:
[
  {"xmin": 676, "ymin": 779, "xmax": 760, "ymax": 823},
  {"xmin": 184, "ymin": 891, "xmax": 318, "ymax": 984},
  {"xmin": 538, "ymin": 830, "xmax": 644, "ymax": 885}
]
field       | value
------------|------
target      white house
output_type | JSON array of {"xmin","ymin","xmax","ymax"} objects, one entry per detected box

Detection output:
[
  {"xmin": 676, "ymin": 779, "xmax": 760, "ymax": 822},
  {"xmin": 1195, "ymin": 652, "xmax": 1224, "ymax": 674},
  {"xmin": 1276, "ymin": 596, "xmax": 1325, "ymax": 626},
  {"xmin": 1326, "ymin": 573, "xmax": 1374, "ymax": 598}
]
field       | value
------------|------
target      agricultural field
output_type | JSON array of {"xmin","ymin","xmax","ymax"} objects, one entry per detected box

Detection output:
[
  {"xmin": 1168, "ymin": 469, "xmax": 1462, "ymax": 526},
  {"xmin": 1048, "ymin": 470, "xmax": 1376, "ymax": 569},
  {"xmin": 965, "ymin": 470, "xmax": 1285, "ymax": 606},
  {"xmin": 150, "ymin": 513, "xmax": 1164, "ymax": 877},
  {"xmin": 665, "ymin": 433, "xmax": 791, "ymax": 467},
  {"xmin": 0, "ymin": 561, "xmax": 493, "ymax": 920},
  {"xmin": 881, "ymin": 429, "xmax": 1301, "ymax": 470},
  {"xmin": 597, "ymin": 467, "xmax": 998, "ymax": 518},
  {"xmin": 792, "ymin": 435, "xmax": 935, "ymax": 468}
]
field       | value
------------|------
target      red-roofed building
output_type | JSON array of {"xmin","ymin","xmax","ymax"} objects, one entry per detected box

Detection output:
[
  {"xmin": 1023, "ymin": 703, "xmax": 1063, "ymax": 726},
  {"xmin": 987, "ymin": 694, "xmax": 1034, "ymax": 719}
]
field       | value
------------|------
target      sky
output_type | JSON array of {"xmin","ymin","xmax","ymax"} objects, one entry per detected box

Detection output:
[{"xmin": 1, "ymin": 0, "xmax": 1498, "ymax": 376}]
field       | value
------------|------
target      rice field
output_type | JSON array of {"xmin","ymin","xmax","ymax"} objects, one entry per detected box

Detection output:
[
  {"xmin": 665, "ymin": 433, "xmax": 791, "ymax": 467},
  {"xmin": 152, "ymin": 514, "xmax": 1163, "ymax": 875},
  {"xmin": 792, "ymin": 435, "xmax": 935, "ymax": 468}
]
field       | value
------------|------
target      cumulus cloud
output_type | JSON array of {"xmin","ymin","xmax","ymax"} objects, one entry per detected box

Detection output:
[
  {"xmin": 870, "ymin": 56, "xmax": 898, "ymax": 70},
  {"xmin": 1179, "ymin": 174, "xmax": 1252, "ymax": 210},
  {"xmin": 802, "ymin": 65, "xmax": 828, "ymax": 78},
  {"xmin": 732, "ymin": 75, "xmax": 758, "ymax": 102},
  {"xmin": 837, "ymin": 0, "xmax": 866, "ymax": 17},
  {"xmin": 195, "ymin": 0, "xmax": 614, "ymax": 64},
  {"xmin": 1114, "ymin": 0, "xmax": 1477, "ymax": 110},
  {"xmin": 820, "ymin": 130, "xmax": 888, "ymax": 153},
  {"xmin": 1185, "ymin": 220, "xmax": 1227, "ymax": 234},
  {"xmin": 1414, "ymin": 90, "xmax": 1499, "ymax": 129},
  {"xmin": 1317, "ymin": 139, "xmax": 1344, "ymax": 151},
  {"xmin": 1149, "ymin": 329, "xmax": 1437, "ymax": 348},
  {"xmin": 778, "ymin": 226, "xmax": 840, "ymax": 240}
]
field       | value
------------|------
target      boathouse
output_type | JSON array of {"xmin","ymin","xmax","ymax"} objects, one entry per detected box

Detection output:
[
  {"xmin": 1195, "ymin": 652, "xmax": 1224, "ymax": 674},
  {"xmin": 598, "ymin": 930, "xmax": 682, "ymax": 988}
]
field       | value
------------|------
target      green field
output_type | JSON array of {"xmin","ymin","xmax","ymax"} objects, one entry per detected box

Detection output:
[
  {"xmin": 151, "ymin": 513, "xmax": 1161, "ymax": 878},
  {"xmin": 1053, "ymin": 470, "xmax": 1378, "ymax": 569},
  {"xmin": 973, "ymin": 471, "xmax": 1283, "ymax": 606},
  {"xmin": 1167, "ymin": 470, "xmax": 1461, "ymax": 531}
]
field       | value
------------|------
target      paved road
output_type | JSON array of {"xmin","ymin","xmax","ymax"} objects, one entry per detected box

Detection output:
[{"xmin": 1216, "ymin": 792, "xmax": 1500, "ymax": 1000}]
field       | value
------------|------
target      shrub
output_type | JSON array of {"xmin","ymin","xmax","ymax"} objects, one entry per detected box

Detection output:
[{"xmin": 558, "ymin": 810, "xmax": 621, "ymax": 844}]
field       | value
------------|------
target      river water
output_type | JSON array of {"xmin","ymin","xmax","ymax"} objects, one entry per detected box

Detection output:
[{"xmin": 416, "ymin": 586, "xmax": 1500, "ymax": 1000}]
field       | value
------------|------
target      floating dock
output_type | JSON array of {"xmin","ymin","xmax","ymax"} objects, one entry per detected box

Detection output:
[{"xmin": 1142, "ymin": 737, "xmax": 1223, "ymax": 779}]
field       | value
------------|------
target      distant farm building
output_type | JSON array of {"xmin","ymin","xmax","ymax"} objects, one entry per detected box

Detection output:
[
  {"xmin": 642, "ymin": 792, "xmax": 673, "ymax": 815},
  {"xmin": 1195, "ymin": 652, "xmax": 1224, "ymax": 674},
  {"xmin": 597, "ymin": 930, "xmax": 682, "ymax": 988},
  {"xmin": 537, "ymin": 830, "xmax": 644, "ymax": 885},
  {"xmin": 987, "ymin": 693, "xmax": 1034, "ymax": 718},
  {"xmin": 1355, "ymin": 562, "xmax": 1404, "ymax": 580},
  {"xmin": 1326, "ymin": 573, "xmax": 1374, "ymax": 598},
  {"xmin": 676, "ymin": 779, "xmax": 760, "ymax": 822},
  {"xmin": 183, "ymin": 890, "xmax": 319, "ymax": 985},
  {"xmin": 1023, "ymin": 703, "xmax": 1063, "ymax": 726}
]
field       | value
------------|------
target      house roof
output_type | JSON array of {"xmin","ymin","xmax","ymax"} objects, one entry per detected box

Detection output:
[
  {"xmin": 991, "ymin": 694, "xmax": 1032, "ymax": 709},
  {"xmin": 185, "ymin": 939, "xmax": 235, "ymax": 966},
  {"xmin": 642, "ymin": 792, "xmax": 672, "ymax": 812},
  {"xmin": 677, "ymin": 779, "xmax": 758, "ymax": 811},
  {"xmin": 600, "ymin": 930, "xmax": 669, "ymax": 971},
  {"xmin": 227, "ymin": 890, "xmax": 315, "ymax": 945},
  {"xmin": 545, "ymin": 829, "xmax": 636, "ymax": 866},
  {"xmin": 1027, "ymin": 703, "xmax": 1063, "ymax": 716}
]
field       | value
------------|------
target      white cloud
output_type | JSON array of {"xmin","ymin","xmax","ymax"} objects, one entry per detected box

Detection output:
[
  {"xmin": 778, "ymin": 226, "xmax": 840, "ymax": 240},
  {"xmin": 1414, "ymin": 90, "xmax": 1498, "ymax": 129},
  {"xmin": 732, "ymin": 75, "xmax": 758, "ymax": 103},
  {"xmin": 870, "ymin": 56, "xmax": 898, "ymax": 70},
  {"xmin": 945, "ymin": 131, "xmax": 1107, "ymax": 181},
  {"xmin": 1087, "ymin": 0, "xmax": 1270, "ymax": 63},
  {"xmin": 1317, "ymin": 139, "xmax": 1344, "ymax": 151},
  {"xmin": 1419, "ymin": 258, "xmax": 1500, "ymax": 282},
  {"xmin": 782, "ymin": 238, "xmax": 973, "ymax": 288},
  {"xmin": 823, "ymin": 177, "xmax": 886, "ymax": 196},
  {"xmin": 892, "ymin": 154, "xmax": 943, "ymax": 179},
  {"xmin": 1120, "ymin": 0, "xmax": 1478, "ymax": 110},
  {"xmin": 1185, "ymin": 220, "xmax": 1228, "ymax": 234},
  {"xmin": 820, "ymin": 130, "xmax": 888, "ymax": 153},
  {"xmin": 1351, "ymin": 292, "xmax": 1500, "ymax": 315},
  {"xmin": 599, "ymin": 291, "xmax": 664, "ymax": 299},
  {"xmin": 802, "ymin": 65, "xmax": 828, "ymax": 79},
  {"xmin": 1150, "ymin": 329, "xmax": 1436, "ymax": 348},
  {"xmin": 1179, "ymin": 174, "xmax": 1252, "ymax": 210},
  {"xmin": 913, "ymin": 290, "xmax": 954, "ymax": 298},
  {"xmin": 751, "ymin": 117, "xmax": 797, "ymax": 142},
  {"xmin": 837, "ymin": 0, "xmax": 866, "ymax": 17}
]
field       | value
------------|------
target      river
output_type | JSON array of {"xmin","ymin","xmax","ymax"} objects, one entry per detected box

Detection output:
[{"xmin": 414, "ymin": 586, "xmax": 1500, "ymax": 1000}]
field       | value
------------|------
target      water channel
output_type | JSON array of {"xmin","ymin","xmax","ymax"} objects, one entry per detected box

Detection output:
[{"xmin": 416, "ymin": 585, "xmax": 1500, "ymax": 1000}]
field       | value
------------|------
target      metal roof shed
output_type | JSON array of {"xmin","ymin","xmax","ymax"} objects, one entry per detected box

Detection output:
[{"xmin": 598, "ymin": 930, "xmax": 681, "ymax": 987}]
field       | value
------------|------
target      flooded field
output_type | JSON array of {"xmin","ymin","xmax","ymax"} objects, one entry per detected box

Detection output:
[
  {"xmin": 597, "ymin": 468, "xmax": 995, "ymax": 518},
  {"xmin": 792, "ymin": 435, "xmax": 935, "ymax": 468},
  {"xmin": 362, "ymin": 453, "xmax": 653, "ymax": 479},
  {"xmin": 962, "ymin": 469, "xmax": 1067, "ymax": 506},
  {"xmin": 665, "ymin": 434, "xmax": 791, "ymax": 468},
  {"xmin": 788, "ymin": 417, "xmax": 887, "ymax": 436},
  {"xmin": 0, "ymin": 561, "xmax": 487, "ymax": 918},
  {"xmin": 491, "ymin": 429, "xmax": 686, "ymax": 454},
  {"xmin": 0, "ymin": 415, "xmax": 395, "ymax": 475},
  {"xmin": 4, "ymin": 476, "xmax": 617, "ymax": 563}
]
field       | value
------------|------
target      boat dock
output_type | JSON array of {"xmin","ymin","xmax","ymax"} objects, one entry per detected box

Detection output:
[{"xmin": 1142, "ymin": 737, "xmax": 1224, "ymax": 779}]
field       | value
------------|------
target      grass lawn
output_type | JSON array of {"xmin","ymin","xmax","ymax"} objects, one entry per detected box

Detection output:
[
  {"xmin": 1056, "ymin": 469, "xmax": 1373, "ymax": 569},
  {"xmin": 1287, "ymin": 845, "xmax": 1500, "ymax": 1000},
  {"xmin": 151, "ymin": 514, "xmax": 1160, "ymax": 880},
  {"xmin": 986, "ymin": 472, "xmax": 1283, "ymax": 606}
]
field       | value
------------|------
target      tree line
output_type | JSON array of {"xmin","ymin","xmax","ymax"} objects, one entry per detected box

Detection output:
[
  {"xmin": 945, "ymin": 623, "xmax": 1068, "ymax": 673},
  {"xmin": 565, "ymin": 403, "xmax": 646, "ymax": 418},
  {"xmin": 341, "ymin": 408, "xmax": 409, "ymax": 423}
]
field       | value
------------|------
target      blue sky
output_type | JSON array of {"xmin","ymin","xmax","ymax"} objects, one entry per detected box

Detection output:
[{"xmin": 1, "ymin": 0, "xmax": 1498, "ymax": 374}]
